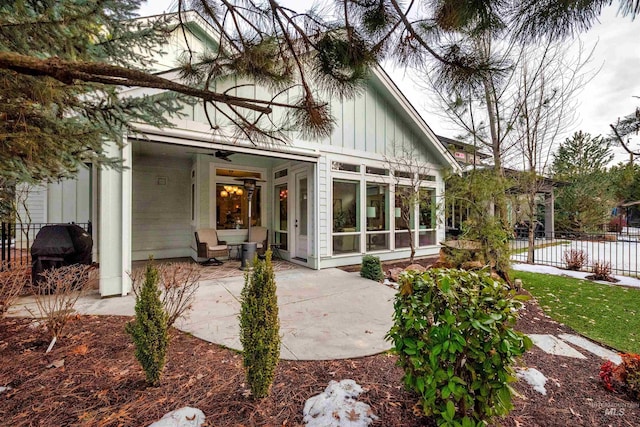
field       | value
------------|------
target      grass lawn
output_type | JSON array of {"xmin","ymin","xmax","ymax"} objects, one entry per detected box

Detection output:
[{"xmin": 513, "ymin": 271, "xmax": 640, "ymax": 354}]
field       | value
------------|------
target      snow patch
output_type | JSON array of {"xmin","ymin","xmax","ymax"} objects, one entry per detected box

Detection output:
[
  {"xmin": 147, "ymin": 407, "xmax": 205, "ymax": 427},
  {"xmin": 303, "ymin": 379, "xmax": 378, "ymax": 427},
  {"xmin": 516, "ymin": 367, "xmax": 548, "ymax": 395}
]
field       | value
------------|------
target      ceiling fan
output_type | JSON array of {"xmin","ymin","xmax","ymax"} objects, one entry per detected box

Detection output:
[
  {"xmin": 188, "ymin": 150, "xmax": 236, "ymax": 162},
  {"xmin": 212, "ymin": 150, "xmax": 235, "ymax": 162}
]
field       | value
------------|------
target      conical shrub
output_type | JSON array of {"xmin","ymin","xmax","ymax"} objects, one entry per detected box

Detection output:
[
  {"xmin": 239, "ymin": 250, "xmax": 280, "ymax": 398},
  {"xmin": 126, "ymin": 260, "xmax": 169, "ymax": 386}
]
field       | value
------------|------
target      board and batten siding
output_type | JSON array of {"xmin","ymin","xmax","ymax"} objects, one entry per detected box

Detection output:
[
  {"xmin": 47, "ymin": 166, "xmax": 91, "ymax": 224},
  {"xmin": 317, "ymin": 156, "xmax": 330, "ymax": 259},
  {"xmin": 15, "ymin": 184, "xmax": 47, "ymax": 225},
  {"xmin": 132, "ymin": 155, "xmax": 192, "ymax": 260},
  {"xmin": 16, "ymin": 165, "xmax": 91, "ymax": 226}
]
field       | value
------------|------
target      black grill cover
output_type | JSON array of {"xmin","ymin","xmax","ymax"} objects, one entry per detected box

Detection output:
[{"xmin": 31, "ymin": 224, "xmax": 93, "ymax": 285}]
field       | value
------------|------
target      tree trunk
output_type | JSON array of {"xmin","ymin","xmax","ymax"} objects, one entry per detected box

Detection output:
[{"xmin": 527, "ymin": 224, "xmax": 535, "ymax": 264}]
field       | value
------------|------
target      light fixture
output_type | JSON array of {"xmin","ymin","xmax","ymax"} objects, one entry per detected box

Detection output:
[{"xmin": 221, "ymin": 185, "xmax": 243, "ymax": 196}]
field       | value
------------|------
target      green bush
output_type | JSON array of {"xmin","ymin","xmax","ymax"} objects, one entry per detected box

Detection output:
[
  {"xmin": 360, "ymin": 255, "xmax": 384, "ymax": 281},
  {"xmin": 239, "ymin": 250, "xmax": 280, "ymax": 398},
  {"xmin": 387, "ymin": 269, "xmax": 531, "ymax": 426},
  {"xmin": 126, "ymin": 260, "xmax": 169, "ymax": 386}
]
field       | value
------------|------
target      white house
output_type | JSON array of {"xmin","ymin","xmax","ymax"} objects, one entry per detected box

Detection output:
[{"xmin": 21, "ymin": 12, "xmax": 460, "ymax": 296}]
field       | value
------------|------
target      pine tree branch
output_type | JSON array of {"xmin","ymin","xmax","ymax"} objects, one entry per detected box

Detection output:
[
  {"xmin": 610, "ymin": 124, "xmax": 640, "ymax": 156},
  {"xmin": 0, "ymin": 51, "xmax": 313, "ymax": 114}
]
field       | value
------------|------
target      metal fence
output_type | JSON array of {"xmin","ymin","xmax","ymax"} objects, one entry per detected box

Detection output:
[
  {"xmin": 510, "ymin": 230, "xmax": 640, "ymax": 278},
  {"xmin": 1, "ymin": 222, "xmax": 92, "ymax": 269}
]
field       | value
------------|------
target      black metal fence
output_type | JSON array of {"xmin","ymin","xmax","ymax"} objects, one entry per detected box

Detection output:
[
  {"xmin": 510, "ymin": 230, "xmax": 640, "ymax": 278},
  {"xmin": 1, "ymin": 222, "xmax": 92, "ymax": 269}
]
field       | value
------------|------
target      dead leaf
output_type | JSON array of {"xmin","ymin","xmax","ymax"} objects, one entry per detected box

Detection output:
[
  {"xmin": 186, "ymin": 414, "xmax": 196, "ymax": 421},
  {"xmin": 46, "ymin": 359, "xmax": 64, "ymax": 369},
  {"xmin": 72, "ymin": 344, "xmax": 88, "ymax": 355},
  {"xmin": 346, "ymin": 408, "xmax": 360, "ymax": 421}
]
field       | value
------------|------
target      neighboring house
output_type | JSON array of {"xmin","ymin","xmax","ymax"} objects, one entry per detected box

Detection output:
[
  {"xmin": 437, "ymin": 135, "xmax": 491, "ymax": 166},
  {"xmin": 20, "ymin": 11, "xmax": 460, "ymax": 297},
  {"xmin": 438, "ymin": 134, "xmax": 557, "ymax": 238}
]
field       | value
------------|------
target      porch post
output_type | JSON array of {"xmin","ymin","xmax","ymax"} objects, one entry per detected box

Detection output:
[
  {"xmin": 436, "ymin": 175, "xmax": 446, "ymax": 244},
  {"xmin": 98, "ymin": 137, "xmax": 132, "ymax": 296},
  {"xmin": 544, "ymin": 189, "xmax": 555, "ymax": 239}
]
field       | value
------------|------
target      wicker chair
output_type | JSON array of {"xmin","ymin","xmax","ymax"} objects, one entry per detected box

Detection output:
[
  {"xmin": 195, "ymin": 228, "xmax": 227, "ymax": 265},
  {"xmin": 248, "ymin": 226, "xmax": 268, "ymax": 256}
]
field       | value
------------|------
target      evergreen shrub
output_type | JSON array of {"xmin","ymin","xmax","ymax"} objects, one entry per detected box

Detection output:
[
  {"xmin": 239, "ymin": 250, "xmax": 280, "ymax": 398},
  {"xmin": 387, "ymin": 268, "xmax": 531, "ymax": 426},
  {"xmin": 126, "ymin": 260, "xmax": 169, "ymax": 386},
  {"xmin": 360, "ymin": 255, "xmax": 384, "ymax": 281}
]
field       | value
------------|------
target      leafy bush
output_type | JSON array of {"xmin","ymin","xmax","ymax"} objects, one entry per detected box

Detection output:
[
  {"xmin": 600, "ymin": 353, "xmax": 640, "ymax": 401},
  {"xmin": 563, "ymin": 249, "xmax": 588, "ymax": 271},
  {"xmin": 592, "ymin": 260, "xmax": 613, "ymax": 281},
  {"xmin": 360, "ymin": 255, "xmax": 383, "ymax": 281},
  {"xmin": 126, "ymin": 260, "xmax": 168, "ymax": 386},
  {"xmin": 387, "ymin": 268, "xmax": 531, "ymax": 426},
  {"xmin": 239, "ymin": 250, "xmax": 280, "ymax": 398}
]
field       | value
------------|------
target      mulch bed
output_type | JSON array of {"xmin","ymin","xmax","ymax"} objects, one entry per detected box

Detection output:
[{"xmin": 0, "ymin": 293, "xmax": 639, "ymax": 426}]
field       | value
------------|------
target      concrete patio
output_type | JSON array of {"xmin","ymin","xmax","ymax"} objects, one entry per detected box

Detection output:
[{"xmin": 8, "ymin": 267, "xmax": 397, "ymax": 361}]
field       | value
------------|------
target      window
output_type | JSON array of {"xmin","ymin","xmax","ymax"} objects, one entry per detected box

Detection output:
[
  {"xmin": 365, "ymin": 166, "xmax": 389, "ymax": 176},
  {"xmin": 216, "ymin": 184, "xmax": 261, "ymax": 229},
  {"xmin": 419, "ymin": 174, "xmax": 436, "ymax": 182},
  {"xmin": 275, "ymin": 169, "xmax": 288, "ymax": 179},
  {"xmin": 419, "ymin": 188, "xmax": 436, "ymax": 246},
  {"xmin": 332, "ymin": 162, "xmax": 360, "ymax": 173},
  {"xmin": 394, "ymin": 170, "xmax": 413, "ymax": 179},
  {"xmin": 394, "ymin": 185, "xmax": 414, "ymax": 249},
  {"xmin": 332, "ymin": 179, "xmax": 360, "ymax": 254},
  {"xmin": 274, "ymin": 184, "xmax": 288, "ymax": 250},
  {"xmin": 366, "ymin": 183, "xmax": 389, "ymax": 251},
  {"xmin": 216, "ymin": 169, "xmax": 261, "ymax": 178}
]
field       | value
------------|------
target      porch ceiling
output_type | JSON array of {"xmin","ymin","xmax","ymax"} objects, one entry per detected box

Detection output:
[{"xmin": 131, "ymin": 139, "xmax": 278, "ymax": 166}]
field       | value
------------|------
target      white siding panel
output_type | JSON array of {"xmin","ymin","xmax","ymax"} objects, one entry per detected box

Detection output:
[
  {"xmin": 16, "ymin": 184, "xmax": 46, "ymax": 224},
  {"xmin": 132, "ymin": 155, "xmax": 192, "ymax": 260},
  {"xmin": 355, "ymin": 93, "xmax": 367, "ymax": 152},
  {"xmin": 342, "ymin": 97, "xmax": 355, "ymax": 150},
  {"xmin": 318, "ymin": 156, "xmax": 329, "ymax": 257},
  {"xmin": 46, "ymin": 166, "xmax": 91, "ymax": 224}
]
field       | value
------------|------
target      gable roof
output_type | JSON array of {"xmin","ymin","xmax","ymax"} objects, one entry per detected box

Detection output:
[
  {"xmin": 129, "ymin": 11, "xmax": 462, "ymax": 173},
  {"xmin": 369, "ymin": 68, "xmax": 462, "ymax": 173}
]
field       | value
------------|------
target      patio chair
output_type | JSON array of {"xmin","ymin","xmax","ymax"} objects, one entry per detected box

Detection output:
[
  {"xmin": 195, "ymin": 228, "xmax": 227, "ymax": 266},
  {"xmin": 248, "ymin": 226, "xmax": 268, "ymax": 256}
]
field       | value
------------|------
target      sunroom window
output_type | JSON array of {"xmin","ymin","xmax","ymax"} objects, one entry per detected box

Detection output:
[
  {"xmin": 332, "ymin": 179, "xmax": 360, "ymax": 254},
  {"xmin": 366, "ymin": 183, "xmax": 389, "ymax": 251}
]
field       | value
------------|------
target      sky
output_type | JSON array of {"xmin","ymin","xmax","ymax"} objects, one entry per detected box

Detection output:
[{"xmin": 138, "ymin": 1, "xmax": 640, "ymax": 164}]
